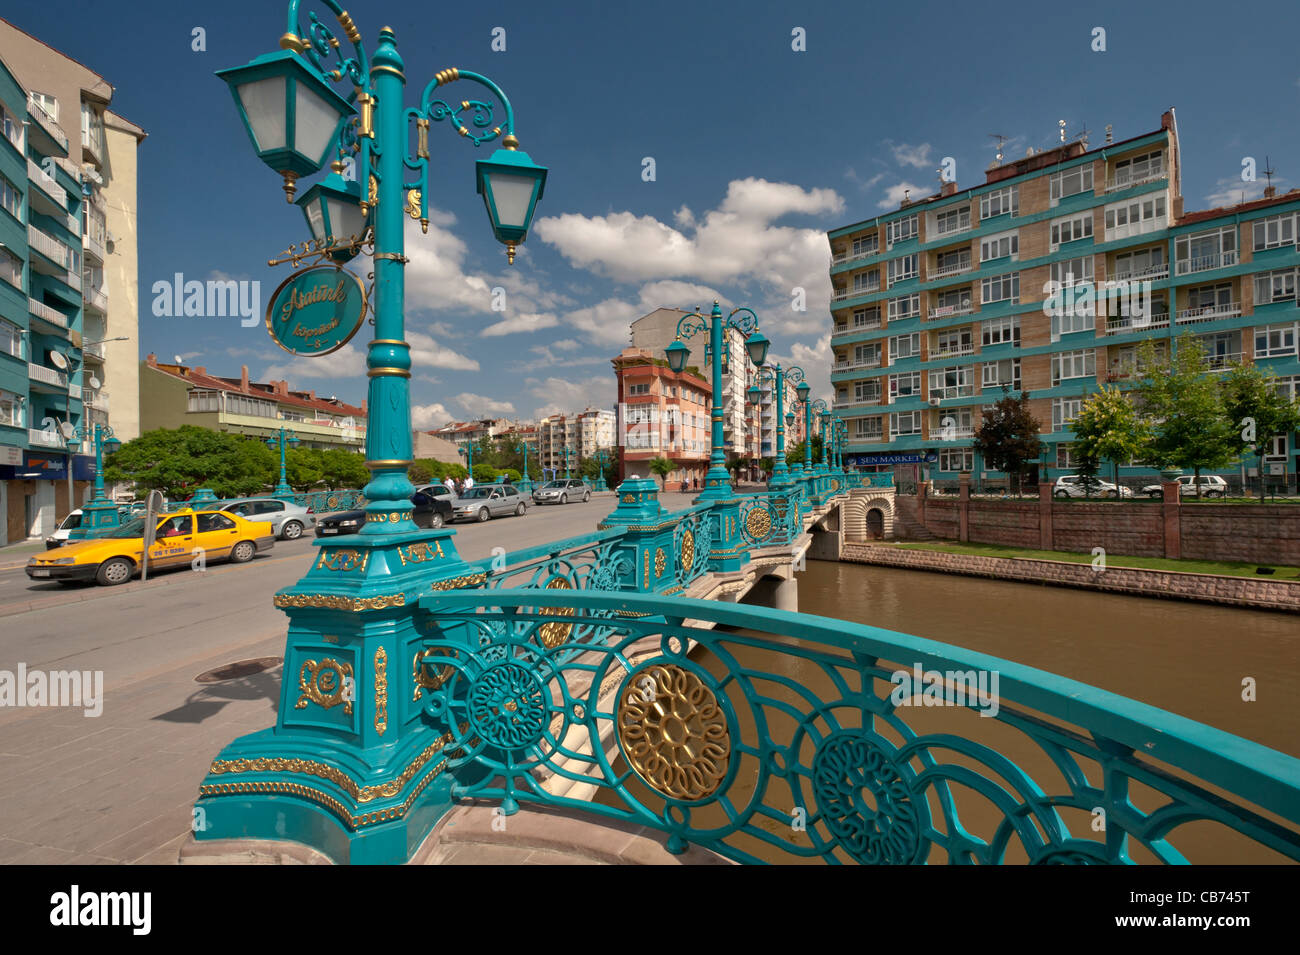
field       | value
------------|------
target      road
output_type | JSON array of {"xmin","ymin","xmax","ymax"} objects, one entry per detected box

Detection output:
[{"xmin": 0, "ymin": 490, "xmax": 698, "ymax": 863}]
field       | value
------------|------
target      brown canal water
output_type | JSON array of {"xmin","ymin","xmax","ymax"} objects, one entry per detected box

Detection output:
[{"xmin": 595, "ymin": 560, "xmax": 1300, "ymax": 864}]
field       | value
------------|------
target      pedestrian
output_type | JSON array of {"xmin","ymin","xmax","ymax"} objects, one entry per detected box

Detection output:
[
  {"xmin": 464, "ymin": 474, "xmax": 475, "ymax": 491},
  {"xmin": 443, "ymin": 475, "xmax": 455, "ymax": 496}
]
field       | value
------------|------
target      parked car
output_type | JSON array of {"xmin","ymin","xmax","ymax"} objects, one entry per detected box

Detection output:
[
  {"xmin": 25, "ymin": 509, "xmax": 275, "ymax": 586},
  {"xmin": 1140, "ymin": 474, "xmax": 1229, "ymax": 498},
  {"xmin": 315, "ymin": 489, "xmax": 453, "ymax": 536},
  {"xmin": 217, "ymin": 498, "xmax": 315, "ymax": 540},
  {"xmin": 1053, "ymin": 475, "xmax": 1133, "ymax": 499},
  {"xmin": 531, "ymin": 479, "xmax": 592, "ymax": 505},
  {"xmin": 45, "ymin": 509, "xmax": 83, "ymax": 549},
  {"xmin": 451, "ymin": 484, "xmax": 528, "ymax": 523}
]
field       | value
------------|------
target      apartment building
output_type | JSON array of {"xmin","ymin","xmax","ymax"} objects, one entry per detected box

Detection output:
[
  {"xmin": 140, "ymin": 356, "xmax": 366, "ymax": 451},
  {"xmin": 827, "ymin": 110, "xmax": 1300, "ymax": 485},
  {"xmin": 612, "ymin": 346, "xmax": 711, "ymax": 485},
  {"xmin": 0, "ymin": 20, "xmax": 146, "ymax": 543}
]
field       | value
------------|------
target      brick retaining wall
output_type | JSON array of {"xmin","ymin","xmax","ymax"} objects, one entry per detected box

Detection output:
[{"xmin": 841, "ymin": 542, "xmax": 1300, "ymax": 612}]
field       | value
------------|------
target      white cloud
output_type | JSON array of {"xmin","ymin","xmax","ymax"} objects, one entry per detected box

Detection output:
[
  {"xmin": 411, "ymin": 403, "xmax": 454, "ymax": 430},
  {"xmin": 877, "ymin": 181, "xmax": 925, "ymax": 210},
  {"xmin": 551, "ymin": 339, "xmax": 582, "ymax": 352},
  {"xmin": 783, "ymin": 335, "xmax": 832, "ymax": 404},
  {"xmin": 845, "ymin": 167, "xmax": 886, "ymax": 192},
  {"xmin": 527, "ymin": 375, "xmax": 615, "ymax": 419},
  {"xmin": 177, "ymin": 351, "xmax": 202, "ymax": 361},
  {"xmin": 263, "ymin": 343, "xmax": 367, "ymax": 381},
  {"xmin": 888, "ymin": 142, "xmax": 933, "ymax": 169},
  {"xmin": 480, "ymin": 310, "xmax": 560, "ymax": 337},
  {"xmin": 408, "ymin": 331, "xmax": 480, "ymax": 371},
  {"xmin": 1203, "ymin": 175, "xmax": 1289, "ymax": 209},
  {"xmin": 452, "ymin": 392, "xmax": 516, "ymax": 417}
]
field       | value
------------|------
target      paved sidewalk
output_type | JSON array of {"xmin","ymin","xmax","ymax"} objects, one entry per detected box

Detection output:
[{"xmin": 0, "ymin": 540, "xmax": 48, "ymax": 571}]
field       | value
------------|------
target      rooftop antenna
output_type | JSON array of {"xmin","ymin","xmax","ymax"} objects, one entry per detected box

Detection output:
[
  {"xmin": 1105, "ymin": 124, "xmax": 1114, "ymax": 145},
  {"xmin": 1058, "ymin": 119, "xmax": 1067, "ymax": 143},
  {"xmin": 989, "ymin": 133, "xmax": 1007, "ymax": 166},
  {"xmin": 1263, "ymin": 155, "xmax": 1277, "ymax": 197}
]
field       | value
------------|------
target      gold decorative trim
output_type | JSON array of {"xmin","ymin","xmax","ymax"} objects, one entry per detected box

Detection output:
[
  {"xmin": 367, "ymin": 367, "xmax": 411, "ymax": 377},
  {"xmin": 537, "ymin": 577, "xmax": 574, "ymax": 648},
  {"xmin": 296, "ymin": 658, "xmax": 354, "ymax": 714},
  {"xmin": 621, "ymin": 494, "xmax": 636, "ymax": 504},
  {"xmin": 433, "ymin": 67, "xmax": 461, "ymax": 85},
  {"xmin": 374, "ymin": 648, "xmax": 388, "ymax": 736},
  {"xmin": 746, "ymin": 508, "xmax": 772, "ymax": 540},
  {"xmin": 644, "ymin": 550, "xmax": 650, "ymax": 587},
  {"xmin": 680, "ymin": 529, "xmax": 695, "ymax": 571},
  {"xmin": 279, "ymin": 33, "xmax": 308, "ymax": 52},
  {"xmin": 654, "ymin": 547, "xmax": 666, "ymax": 578},
  {"xmin": 316, "ymin": 548, "xmax": 370, "ymax": 572},
  {"xmin": 370, "ymin": 339, "xmax": 408, "ymax": 347},
  {"xmin": 275, "ymin": 592, "xmax": 406, "ymax": 611},
  {"xmin": 366, "ymin": 510, "xmax": 413, "ymax": 524},
  {"xmin": 429, "ymin": 572, "xmax": 488, "ymax": 591},
  {"xmin": 373, "ymin": 252, "xmax": 410, "ymax": 263},
  {"xmin": 618, "ymin": 664, "xmax": 729, "ymax": 801},
  {"xmin": 336, "ymin": 10, "xmax": 362, "ymax": 44},
  {"xmin": 370, "ymin": 64, "xmax": 406, "ymax": 81},
  {"xmin": 365, "ymin": 459, "xmax": 414, "ymax": 468},
  {"xmin": 397, "ymin": 541, "xmax": 444, "ymax": 566},
  {"xmin": 405, "ymin": 189, "xmax": 422, "ymax": 220},
  {"xmin": 413, "ymin": 648, "xmax": 456, "ymax": 699}
]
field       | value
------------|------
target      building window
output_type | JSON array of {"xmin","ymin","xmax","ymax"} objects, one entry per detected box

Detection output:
[
  {"xmin": 1056, "ymin": 444, "xmax": 1080, "ymax": 468},
  {"xmin": 1050, "ymin": 164, "xmax": 1094, "ymax": 204},
  {"xmin": 854, "ymin": 379, "xmax": 882, "ymax": 402},
  {"xmin": 939, "ymin": 448, "xmax": 973, "ymax": 472},
  {"xmin": 29, "ymin": 91, "xmax": 59, "ymax": 121},
  {"xmin": 855, "ymin": 416, "xmax": 883, "ymax": 439},
  {"xmin": 889, "ymin": 332, "xmax": 920, "ymax": 360},
  {"xmin": 851, "ymin": 269, "xmax": 880, "ymax": 292},
  {"xmin": 890, "ymin": 410, "xmax": 922, "ymax": 436},
  {"xmin": 1176, "ymin": 227, "xmax": 1237, "ymax": 274},
  {"xmin": 980, "ymin": 186, "xmax": 1018, "ymax": 219},
  {"xmin": 886, "ymin": 214, "xmax": 918, "ymax": 247},
  {"xmin": 1050, "ymin": 256, "xmax": 1094, "ymax": 285},
  {"xmin": 627, "ymin": 382, "xmax": 650, "ymax": 396},
  {"xmin": 1113, "ymin": 246, "xmax": 1166, "ymax": 280},
  {"xmin": 889, "ymin": 371, "xmax": 921, "ymax": 399},
  {"xmin": 928, "ymin": 366, "xmax": 974, "ymax": 400},
  {"xmin": 1052, "ymin": 397, "xmax": 1084, "ymax": 430},
  {"xmin": 1255, "ymin": 324, "xmax": 1298, "ymax": 358},
  {"xmin": 1051, "ymin": 349, "xmax": 1096, "ymax": 385},
  {"xmin": 0, "ymin": 318, "xmax": 22, "ymax": 360},
  {"xmin": 1, "ymin": 102, "xmax": 23, "ymax": 151},
  {"xmin": 1050, "ymin": 212, "xmax": 1094, "ymax": 248},
  {"xmin": 187, "ymin": 390, "xmax": 222, "ymax": 412},
  {"xmin": 981, "ymin": 272, "xmax": 1019, "ymax": 305},
  {"xmin": 981, "ymin": 316, "xmax": 1020, "ymax": 347},
  {"xmin": 0, "ymin": 247, "xmax": 21, "ymax": 289},
  {"xmin": 1253, "ymin": 213, "xmax": 1297, "ymax": 251},
  {"xmin": 281, "ymin": 410, "xmax": 306, "ymax": 422},
  {"xmin": 226, "ymin": 394, "xmax": 278, "ymax": 418},
  {"xmin": 887, "ymin": 253, "xmax": 918, "ymax": 286},
  {"xmin": 1274, "ymin": 375, "xmax": 1300, "ymax": 402},
  {"xmin": 1255, "ymin": 268, "xmax": 1298, "ymax": 306},
  {"xmin": 888, "ymin": 293, "xmax": 920, "ymax": 321},
  {"xmin": 935, "ymin": 206, "xmax": 970, "ymax": 235},
  {"xmin": 934, "ymin": 327, "xmax": 973, "ymax": 357},
  {"xmin": 852, "ymin": 234, "xmax": 878, "ymax": 256},
  {"xmin": 0, "ymin": 173, "xmax": 21, "ymax": 221},
  {"xmin": 1104, "ymin": 194, "xmax": 1167, "ymax": 241},
  {"xmin": 852, "ymin": 306, "xmax": 881, "ymax": 329},
  {"xmin": 982, "ymin": 358, "xmax": 1021, "ymax": 390},
  {"xmin": 1111, "ymin": 150, "xmax": 1163, "ymax": 186},
  {"xmin": 980, "ymin": 230, "xmax": 1018, "ymax": 262},
  {"xmin": 0, "ymin": 389, "xmax": 23, "ymax": 428}
]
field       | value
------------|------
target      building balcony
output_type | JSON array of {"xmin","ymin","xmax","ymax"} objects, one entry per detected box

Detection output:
[
  {"xmin": 1175, "ymin": 302, "xmax": 1241, "ymax": 325},
  {"xmin": 1100, "ymin": 315, "xmax": 1171, "ymax": 337},
  {"xmin": 832, "ymin": 245, "xmax": 878, "ymax": 266},
  {"xmin": 831, "ymin": 319, "xmax": 882, "ymax": 338},
  {"xmin": 833, "ymin": 357, "xmax": 882, "ymax": 372},
  {"xmin": 832, "ymin": 283, "xmax": 880, "ymax": 302},
  {"xmin": 1175, "ymin": 251, "xmax": 1238, "ymax": 275},
  {"xmin": 28, "ymin": 427, "xmax": 64, "ymax": 449},
  {"xmin": 27, "ymin": 361, "xmax": 68, "ymax": 391},
  {"xmin": 1207, "ymin": 352, "xmax": 1244, "ymax": 371},
  {"xmin": 28, "ymin": 298, "xmax": 69, "ymax": 333},
  {"xmin": 26, "ymin": 96, "xmax": 69, "ymax": 154},
  {"xmin": 852, "ymin": 434, "xmax": 885, "ymax": 444},
  {"xmin": 85, "ymin": 388, "xmax": 109, "ymax": 411},
  {"xmin": 932, "ymin": 426, "xmax": 975, "ymax": 440},
  {"xmin": 933, "ymin": 221, "xmax": 973, "ymax": 240},
  {"xmin": 82, "ymin": 125, "xmax": 104, "ymax": 166},
  {"xmin": 83, "ymin": 232, "xmax": 106, "ymax": 264},
  {"xmin": 83, "ymin": 340, "xmax": 106, "ymax": 361},
  {"xmin": 926, "ymin": 304, "xmax": 975, "ymax": 321},
  {"xmin": 930, "ymin": 344, "xmax": 976, "ymax": 360},
  {"xmin": 27, "ymin": 224, "xmax": 79, "ymax": 276},
  {"xmin": 84, "ymin": 283, "xmax": 108, "ymax": 315},
  {"xmin": 26, "ymin": 157, "xmax": 67, "ymax": 214},
  {"xmin": 930, "ymin": 259, "xmax": 974, "ymax": 279},
  {"xmin": 1104, "ymin": 170, "xmax": 1166, "ymax": 193},
  {"xmin": 1110, "ymin": 263, "xmax": 1169, "ymax": 282},
  {"xmin": 834, "ymin": 398, "xmax": 882, "ymax": 411}
]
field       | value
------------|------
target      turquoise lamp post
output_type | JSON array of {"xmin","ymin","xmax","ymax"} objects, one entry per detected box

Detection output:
[
  {"xmin": 267, "ymin": 425, "xmax": 300, "ymax": 498},
  {"xmin": 593, "ymin": 448, "xmax": 608, "ymax": 491},
  {"xmin": 664, "ymin": 301, "xmax": 769, "ymax": 500},
  {"xmin": 794, "ymin": 380, "xmax": 813, "ymax": 475},
  {"xmin": 201, "ymin": 1, "xmax": 549, "ymax": 864},
  {"xmin": 517, "ymin": 438, "xmax": 534, "ymax": 494},
  {"xmin": 748, "ymin": 362, "xmax": 803, "ymax": 489},
  {"xmin": 65, "ymin": 423, "xmax": 121, "ymax": 539},
  {"xmin": 460, "ymin": 441, "xmax": 475, "ymax": 481},
  {"xmin": 562, "ymin": 444, "xmax": 573, "ymax": 479},
  {"xmin": 809, "ymin": 399, "xmax": 829, "ymax": 474}
]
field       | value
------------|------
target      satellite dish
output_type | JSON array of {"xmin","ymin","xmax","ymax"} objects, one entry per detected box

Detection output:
[
  {"xmin": 49, "ymin": 351, "xmax": 68, "ymax": 370},
  {"xmin": 59, "ymin": 421, "xmax": 75, "ymax": 439},
  {"xmin": 89, "ymin": 375, "xmax": 102, "ymax": 390},
  {"xmin": 173, "ymin": 355, "xmax": 184, "ymax": 364}
]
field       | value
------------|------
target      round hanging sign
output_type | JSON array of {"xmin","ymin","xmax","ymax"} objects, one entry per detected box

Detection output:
[{"xmin": 265, "ymin": 265, "xmax": 368, "ymax": 357}]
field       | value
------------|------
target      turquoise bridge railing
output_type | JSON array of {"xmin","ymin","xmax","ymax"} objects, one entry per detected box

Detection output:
[{"xmin": 193, "ymin": 468, "xmax": 1300, "ymax": 864}]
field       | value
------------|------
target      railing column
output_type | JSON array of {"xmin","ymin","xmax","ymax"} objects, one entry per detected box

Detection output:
[{"xmin": 601, "ymin": 476, "xmax": 678, "ymax": 590}]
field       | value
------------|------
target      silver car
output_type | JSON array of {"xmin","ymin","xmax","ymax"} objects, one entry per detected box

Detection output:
[
  {"xmin": 451, "ymin": 484, "xmax": 528, "ymax": 522},
  {"xmin": 218, "ymin": 498, "xmax": 316, "ymax": 540},
  {"xmin": 532, "ymin": 479, "xmax": 592, "ymax": 505}
]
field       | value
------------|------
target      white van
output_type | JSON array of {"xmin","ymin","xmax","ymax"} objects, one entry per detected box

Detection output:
[{"xmin": 45, "ymin": 509, "xmax": 83, "ymax": 549}]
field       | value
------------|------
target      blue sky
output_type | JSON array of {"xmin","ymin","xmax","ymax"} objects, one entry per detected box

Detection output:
[{"xmin": 9, "ymin": 0, "xmax": 1300, "ymax": 425}]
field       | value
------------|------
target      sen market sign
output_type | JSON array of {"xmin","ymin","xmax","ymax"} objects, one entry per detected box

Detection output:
[
  {"xmin": 265, "ymin": 265, "xmax": 367, "ymax": 357},
  {"xmin": 851, "ymin": 452, "xmax": 939, "ymax": 466}
]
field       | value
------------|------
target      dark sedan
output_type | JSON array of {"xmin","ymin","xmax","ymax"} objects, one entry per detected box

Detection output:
[{"xmin": 315, "ymin": 490, "xmax": 451, "ymax": 537}]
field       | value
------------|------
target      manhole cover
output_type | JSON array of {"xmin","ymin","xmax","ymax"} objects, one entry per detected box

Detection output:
[{"xmin": 195, "ymin": 657, "xmax": 283, "ymax": 684}]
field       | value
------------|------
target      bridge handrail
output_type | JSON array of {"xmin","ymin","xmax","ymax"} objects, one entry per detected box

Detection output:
[{"xmin": 416, "ymin": 588, "xmax": 1300, "ymax": 864}]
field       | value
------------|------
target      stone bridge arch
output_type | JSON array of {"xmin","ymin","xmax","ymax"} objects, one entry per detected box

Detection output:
[{"xmin": 843, "ymin": 488, "xmax": 895, "ymax": 541}]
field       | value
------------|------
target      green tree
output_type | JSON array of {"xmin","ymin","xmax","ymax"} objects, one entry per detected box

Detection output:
[
  {"xmin": 408, "ymin": 462, "xmax": 433, "ymax": 485},
  {"xmin": 285, "ymin": 447, "xmax": 325, "ymax": 489},
  {"xmin": 471, "ymin": 462, "xmax": 496, "ymax": 484},
  {"xmin": 1071, "ymin": 386, "xmax": 1151, "ymax": 492},
  {"xmin": 579, "ymin": 456, "xmax": 599, "ymax": 480},
  {"xmin": 648, "ymin": 455, "xmax": 675, "ymax": 489},
  {"xmin": 1222, "ymin": 363, "xmax": 1300, "ymax": 501},
  {"xmin": 785, "ymin": 436, "xmax": 823, "ymax": 467},
  {"xmin": 320, "ymin": 449, "xmax": 369, "ymax": 488},
  {"xmin": 759, "ymin": 457, "xmax": 775, "ymax": 479},
  {"xmin": 1135, "ymin": 335, "xmax": 1239, "ymax": 497},
  {"xmin": 973, "ymin": 387, "xmax": 1045, "ymax": 497},
  {"xmin": 104, "ymin": 427, "xmax": 276, "ymax": 499}
]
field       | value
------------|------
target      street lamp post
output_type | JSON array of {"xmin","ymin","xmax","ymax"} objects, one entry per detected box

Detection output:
[
  {"xmin": 266, "ymin": 425, "xmax": 300, "ymax": 498},
  {"xmin": 809, "ymin": 400, "xmax": 829, "ymax": 474},
  {"xmin": 664, "ymin": 301, "xmax": 769, "ymax": 500},
  {"xmin": 517, "ymin": 438, "xmax": 534, "ymax": 494},
  {"xmin": 202, "ymin": 2, "xmax": 550, "ymax": 863},
  {"xmin": 65, "ymin": 422, "xmax": 122, "ymax": 539},
  {"xmin": 593, "ymin": 448, "xmax": 608, "ymax": 491},
  {"xmin": 747, "ymin": 363, "xmax": 804, "ymax": 489},
  {"xmin": 460, "ymin": 441, "xmax": 475, "ymax": 481}
]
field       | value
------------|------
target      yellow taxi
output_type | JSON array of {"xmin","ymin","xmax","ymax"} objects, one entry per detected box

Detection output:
[{"xmin": 25, "ymin": 509, "xmax": 276, "ymax": 586}]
